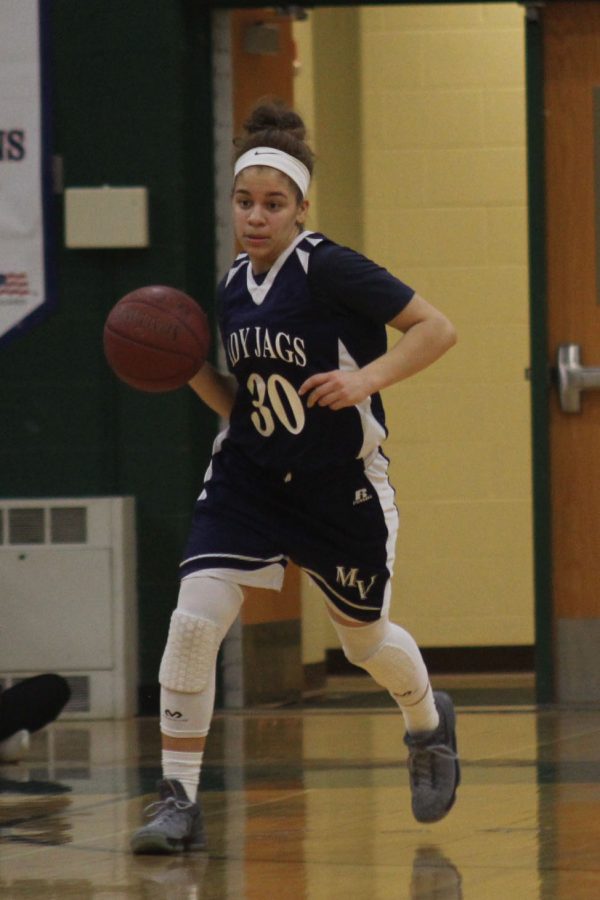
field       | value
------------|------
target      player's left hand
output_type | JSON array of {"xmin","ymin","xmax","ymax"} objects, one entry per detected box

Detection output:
[{"xmin": 299, "ymin": 369, "xmax": 373, "ymax": 410}]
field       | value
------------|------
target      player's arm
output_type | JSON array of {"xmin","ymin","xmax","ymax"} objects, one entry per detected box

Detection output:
[
  {"xmin": 188, "ymin": 362, "xmax": 238, "ymax": 419},
  {"xmin": 362, "ymin": 293, "xmax": 457, "ymax": 391},
  {"xmin": 299, "ymin": 294, "xmax": 456, "ymax": 410}
]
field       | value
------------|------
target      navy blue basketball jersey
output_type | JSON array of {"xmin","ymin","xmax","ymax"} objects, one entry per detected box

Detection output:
[{"xmin": 216, "ymin": 231, "xmax": 414, "ymax": 471}]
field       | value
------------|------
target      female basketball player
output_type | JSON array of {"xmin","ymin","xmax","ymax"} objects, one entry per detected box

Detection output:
[{"xmin": 131, "ymin": 102, "xmax": 460, "ymax": 855}]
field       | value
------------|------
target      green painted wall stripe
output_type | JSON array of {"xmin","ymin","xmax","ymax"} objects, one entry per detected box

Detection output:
[{"xmin": 525, "ymin": 10, "xmax": 553, "ymax": 703}]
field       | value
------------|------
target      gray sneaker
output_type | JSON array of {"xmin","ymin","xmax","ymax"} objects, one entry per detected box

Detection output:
[
  {"xmin": 130, "ymin": 779, "xmax": 206, "ymax": 854},
  {"xmin": 404, "ymin": 691, "xmax": 460, "ymax": 823}
]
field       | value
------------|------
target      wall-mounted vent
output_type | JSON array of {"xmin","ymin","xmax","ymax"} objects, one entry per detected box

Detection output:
[
  {"xmin": 51, "ymin": 507, "xmax": 87, "ymax": 544},
  {"xmin": 63, "ymin": 675, "xmax": 91, "ymax": 713},
  {"xmin": 8, "ymin": 507, "xmax": 45, "ymax": 544},
  {"xmin": 0, "ymin": 497, "xmax": 137, "ymax": 719},
  {"xmin": 1, "ymin": 505, "xmax": 89, "ymax": 545}
]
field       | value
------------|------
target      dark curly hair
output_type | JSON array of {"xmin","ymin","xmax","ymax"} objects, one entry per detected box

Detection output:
[{"xmin": 234, "ymin": 99, "xmax": 315, "ymax": 200}]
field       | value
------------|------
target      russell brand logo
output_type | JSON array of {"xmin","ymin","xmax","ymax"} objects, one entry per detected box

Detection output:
[{"xmin": 353, "ymin": 488, "xmax": 373, "ymax": 506}]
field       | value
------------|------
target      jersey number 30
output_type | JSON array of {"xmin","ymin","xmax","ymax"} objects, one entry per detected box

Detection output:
[{"xmin": 247, "ymin": 372, "xmax": 305, "ymax": 436}]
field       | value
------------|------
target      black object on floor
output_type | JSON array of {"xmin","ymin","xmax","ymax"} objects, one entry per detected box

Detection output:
[{"xmin": 0, "ymin": 674, "xmax": 71, "ymax": 741}]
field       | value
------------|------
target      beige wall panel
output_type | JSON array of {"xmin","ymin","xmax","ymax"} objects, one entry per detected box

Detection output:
[
  {"xmin": 424, "ymin": 90, "xmax": 486, "ymax": 147},
  {"xmin": 425, "ymin": 148, "xmax": 526, "ymax": 205},
  {"xmin": 386, "ymin": 382, "xmax": 529, "ymax": 447},
  {"xmin": 393, "ymin": 535, "xmax": 533, "ymax": 646},
  {"xmin": 363, "ymin": 149, "xmax": 426, "ymax": 208},
  {"xmin": 397, "ymin": 494, "xmax": 531, "ymax": 564},
  {"xmin": 483, "ymin": 4, "xmax": 526, "ymax": 26},
  {"xmin": 426, "ymin": 266, "xmax": 529, "ymax": 324},
  {"xmin": 370, "ymin": 90, "xmax": 486, "ymax": 149},
  {"xmin": 301, "ymin": 573, "xmax": 333, "ymax": 666},
  {"xmin": 487, "ymin": 207, "xmax": 529, "ymax": 264},
  {"xmin": 484, "ymin": 88, "xmax": 526, "ymax": 144},
  {"xmin": 388, "ymin": 435, "xmax": 531, "ymax": 503},
  {"xmin": 366, "ymin": 6, "xmax": 486, "ymax": 31},
  {"xmin": 366, "ymin": 208, "xmax": 489, "ymax": 267},
  {"xmin": 362, "ymin": 3, "xmax": 531, "ymax": 648},
  {"xmin": 361, "ymin": 32, "xmax": 423, "ymax": 89},
  {"xmin": 297, "ymin": 4, "xmax": 532, "ymax": 653},
  {"xmin": 310, "ymin": 8, "xmax": 362, "ymax": 250},
  {"xmin": 422, "ymin": 31, "xmax": 524, "ymax": 87}
]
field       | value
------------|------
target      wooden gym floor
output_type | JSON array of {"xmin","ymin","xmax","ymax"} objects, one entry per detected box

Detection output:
[{"xmin": 1, "ymin": 674, "xmax": 600, "ymax": 899}]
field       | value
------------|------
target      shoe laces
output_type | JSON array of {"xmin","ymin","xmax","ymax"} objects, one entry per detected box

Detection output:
[
  {"xmin": 407, "ymin": 742, "xmax": 458, "ymax": 785},
  {"xmin": 144, "ymin": 796, "xmax": 194, "ymax": 822}
]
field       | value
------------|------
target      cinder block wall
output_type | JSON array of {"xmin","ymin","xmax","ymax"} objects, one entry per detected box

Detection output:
[
  {"xmin": 361, "ymin": 3, "xmax": 532, "ymax": 648},
  {"xmin": 295, "ymin": 3, "xmax": 533, "ymax": 663}
]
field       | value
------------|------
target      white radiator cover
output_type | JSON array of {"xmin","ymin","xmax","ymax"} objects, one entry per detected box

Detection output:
[{"xmin": 0, "ymin": 497, "xmax": 138, "ymax": 719}]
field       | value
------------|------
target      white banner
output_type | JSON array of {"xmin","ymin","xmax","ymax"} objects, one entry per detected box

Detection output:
[{"xmin": 0, "ymin": 0, "xmax": 50, "ymax": 346}]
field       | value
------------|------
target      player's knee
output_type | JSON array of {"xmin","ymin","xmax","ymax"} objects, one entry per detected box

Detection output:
[
  {"xmin": 177, "ymin": 574, "xmax": 243, "ymax": 639},
  {"xmin": 333, "ymin": 615, "xmax": 387, "ymax": 667},
  {"xmin": 159, "ymin": 611, "xmax": 219, "ymax": 693},
  {"xmin": 333, "ymin": 617, "xmax": 428, "ymax": 699},
  {"xmin": 159, "ymin": 574, "xmax": 244, "ymax": 694}
]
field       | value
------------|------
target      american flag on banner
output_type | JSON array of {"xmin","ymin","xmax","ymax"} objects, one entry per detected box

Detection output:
[
  {"xmin": 0, "ymin": 0, "xmax": 52, "ymax": 346},
  {"xmin": 0, "ymin": 272, "xmax": 30, "ymax": 296}
]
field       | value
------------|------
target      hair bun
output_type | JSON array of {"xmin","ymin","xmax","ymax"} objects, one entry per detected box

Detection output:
[
  {"xmin": 234, "ymin": 99, "xmax": 314, "ymax": 182},
  {"xmin": 243, "ymin": 100, "xmax": 306, "ymax": 142}
]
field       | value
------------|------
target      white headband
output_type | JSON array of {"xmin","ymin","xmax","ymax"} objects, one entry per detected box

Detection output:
[{"xmin": 234, "ymin": 147, "xmax": 310, "ymax": 198}]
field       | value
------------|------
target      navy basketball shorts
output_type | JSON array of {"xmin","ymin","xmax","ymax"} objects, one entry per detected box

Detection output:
[{"xmin": 180, "ymin": 435, "xmax": 399, "ymax": 623}]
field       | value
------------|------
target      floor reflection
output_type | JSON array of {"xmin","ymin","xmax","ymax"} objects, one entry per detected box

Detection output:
[
  {"xmin": 0, "ymin": 765, "xmax": 73, "ymax": 849},
  {"xmin": 130, "ymin": 855, "xmax": 210, "ymax": 900},
  {"xmin": 0, "ymin": 685, "xmax": 600, "ymax": 897},
  {"xmin": 410, "ymin": 846, "xmax": 463, "ymax": 899}
]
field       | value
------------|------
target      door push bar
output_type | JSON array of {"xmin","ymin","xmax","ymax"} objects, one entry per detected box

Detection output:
[{"xmin": 557, "ymin": 343, "xmax": 600, "ymax": 413}]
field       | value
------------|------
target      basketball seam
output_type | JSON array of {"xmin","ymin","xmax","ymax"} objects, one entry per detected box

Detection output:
[
  {"xmin": 119, "ymin": 297, "xmax": 210, "ymax": 354},
  {"xmin": 103, "ymin": 327, "xmax": 200, "ymax": 365}
]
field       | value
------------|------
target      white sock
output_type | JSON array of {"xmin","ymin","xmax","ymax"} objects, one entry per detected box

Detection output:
[
  {"xmin": 0, "ymin": 730, "xmax": 30, "ymax": 763},
  {"xmin": 161, "ymin": 749, "xmax": 203, "ymax": 802},
  {"xmin": 396, "ymin": 682, "xmax": 439, "ymax": 735}
]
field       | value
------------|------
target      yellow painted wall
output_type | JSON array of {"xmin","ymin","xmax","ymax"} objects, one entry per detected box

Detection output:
[{"xmin": 295, "ymin": 3, "xmax": 533, "ymax": 659}]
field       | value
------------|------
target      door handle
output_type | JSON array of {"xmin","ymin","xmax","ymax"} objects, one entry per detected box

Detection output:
[{"xmin": 557, "ymin": 343, "xmax": 600, "ymax": 413}]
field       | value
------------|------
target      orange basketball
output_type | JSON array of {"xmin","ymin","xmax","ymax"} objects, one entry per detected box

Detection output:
[{"xmin": 103, "ymin": 285, "xmax": 210, "ymax": 392}]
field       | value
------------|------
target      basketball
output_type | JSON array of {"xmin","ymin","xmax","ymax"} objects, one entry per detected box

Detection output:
[{"xmin": 103, "ymin": 285, "xmax": 210, "ymax": 392}]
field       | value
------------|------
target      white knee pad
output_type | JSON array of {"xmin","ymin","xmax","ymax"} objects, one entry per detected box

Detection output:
[
  {"xmin": 159, "ymin": 611, "xmax": 219, "ymax": 693},
  {"xmin": 332, "ymin": 617, "xmax": 429, "ymax": 702},
  {"xmin": 158, "ymin": 575, "xmax": 243, "ymax": 694}
]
